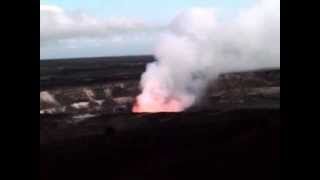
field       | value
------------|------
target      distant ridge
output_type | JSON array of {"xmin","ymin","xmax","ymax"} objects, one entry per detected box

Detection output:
[{"xmin": 40, "ymin": 55, "xmax": 155, "ymax": 62}]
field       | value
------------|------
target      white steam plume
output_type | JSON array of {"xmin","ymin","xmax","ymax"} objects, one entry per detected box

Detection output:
[{"xmin": 133, "ymin": 0, "xmax": 280, "ymax": 112}]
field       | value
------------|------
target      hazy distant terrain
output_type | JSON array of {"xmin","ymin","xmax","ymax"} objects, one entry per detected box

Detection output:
[{"xmin": 40, "ymin": 55, "xmax": 154, "ymax": 89}]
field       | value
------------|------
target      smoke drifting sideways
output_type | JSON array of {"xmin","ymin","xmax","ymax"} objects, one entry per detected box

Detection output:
[{"xmin": 133, "ymin": 0, "xmax": 280, "ymax": 113}]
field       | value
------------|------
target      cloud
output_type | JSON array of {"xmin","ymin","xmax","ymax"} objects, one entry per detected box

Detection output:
[{"xmin": 40, "ymin": 4, "xmax": 162, "ymax": 47}]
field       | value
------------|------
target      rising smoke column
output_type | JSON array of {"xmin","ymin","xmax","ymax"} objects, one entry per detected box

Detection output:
[{"xmin": 133, "ymin": 0, "xmax": 280, "ymax": 113}]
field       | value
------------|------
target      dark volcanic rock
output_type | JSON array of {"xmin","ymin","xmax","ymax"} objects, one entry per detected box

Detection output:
[
  {"xmin": 40, "ymin": 56, "xmax": 280, "ymax": 180},
  {"xmin": 40, "ymin": 109, "xmax": 280, "ymax": 180}
]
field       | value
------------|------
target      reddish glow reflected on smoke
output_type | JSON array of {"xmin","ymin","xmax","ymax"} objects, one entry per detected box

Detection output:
[
  {"xmin": 132, "ymin": 1, "xmax": 280, "ymax": 113},
  {"xmin": 132, "ymin": 96, "xmax": 184, "ymax": 113},
  {"xmin": 132, "ymin": 80, "xmax": 189, "ymax": 113}
]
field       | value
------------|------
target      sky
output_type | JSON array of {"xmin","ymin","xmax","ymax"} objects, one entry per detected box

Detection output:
[{"xmin": 40, "ymin": 0, "xmax": 256, "ymax": 59}]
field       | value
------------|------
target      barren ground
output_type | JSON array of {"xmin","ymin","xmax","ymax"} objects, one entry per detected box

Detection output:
[{"xmin": 40, "ymin": 55, "xmax": 280, "ymax": 180}]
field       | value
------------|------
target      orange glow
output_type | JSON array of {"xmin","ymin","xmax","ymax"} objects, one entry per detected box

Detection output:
[
  {"xmin": 132, "ymin": 95, "xmax": 184, "ymax": 113},
  {"xmin": 132, "ymin": 80, "xmax": 186, "ymax": 113}
]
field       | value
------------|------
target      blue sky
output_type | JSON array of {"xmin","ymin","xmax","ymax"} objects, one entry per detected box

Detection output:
[
  {"xmin": 42, "ymin": 0, "xmax": 254, "ymax": 21},
  {"xmin": 40, "ymin": 0, "xmax": 256, "ymax": 59}
]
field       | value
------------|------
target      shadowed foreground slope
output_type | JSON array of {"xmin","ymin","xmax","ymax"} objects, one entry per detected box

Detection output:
[{"xmin": 40, "ymin": 108, "xmax": 280, "ymax": 180}]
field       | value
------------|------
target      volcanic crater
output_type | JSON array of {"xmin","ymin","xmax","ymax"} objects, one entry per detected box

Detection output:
[{"xmin": 40, "ymin": 55, "xmax": 280, "ymax": 180}]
